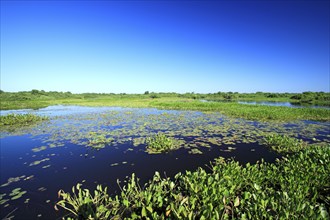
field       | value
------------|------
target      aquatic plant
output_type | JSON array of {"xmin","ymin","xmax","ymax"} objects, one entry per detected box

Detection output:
[
  {"xmin": 55, "ymin": 184, "xmax": 112, "ymax": 219},
  {"xmin": 264, "ymin": 133, "xmax": 307, "ymax": 153},
  {"xmin": 56, "ymin": 145, "xmax": 330, "ymax": 219},
  {"xmin": 146, "ymin": 133, "xmax": 182, "ymax": 153},
  {"xmin": 87, "ymin": 131, "xmax": 113, "ymax": 149},
  {"xmin": 0, "ymin": 113, "xmax": 49, "ymax": 126}
]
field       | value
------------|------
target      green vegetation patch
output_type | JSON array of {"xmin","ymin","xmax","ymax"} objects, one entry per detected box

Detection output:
[
  {"xmin": 56, "ymin": 145, "xmax": 330, "ymax": 219},
  {"xmin": 1, "ymin": 188, "xmax": 27, "ymax": 205},
  {"xmin": 1, "ymin": 108, "xmax": 329, "ymax": 155},
  {"xmin": 264, "ymin": 133, "xmax": 308, "ymax": 153},
  {"xmin": 87, "ymin": 131, "xmax": 113, "ymax": 149},
  {"xmin": 9, "ymin": 188, "xmax": 27, "ymax": 200},
  {"xmin": 146, "ymin": 133, "xmax": 183, "ymax": 153},
  {"xmin": 151, "ymin": 101, "xmax": 330, "ymax": 122},
  {"xmin": 0, "ymin": 113, "xmax": 49, "ymax": 127},
  {"xmin": 1, "ymin": 90, "xmax": 329, "ymax": 122}
]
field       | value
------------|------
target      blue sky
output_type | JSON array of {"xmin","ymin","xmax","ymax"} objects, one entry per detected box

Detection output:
[{"xmin": 1, "ymin": 1, "xmax": 329, "ymax": 93}]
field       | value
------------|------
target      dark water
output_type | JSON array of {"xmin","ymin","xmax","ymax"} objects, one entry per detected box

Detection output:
[
  {"xmin": 0, "ymin": 106, "xmax": 328, "ymax": 219},
  {"xmin": 0, "ymin": 138, "xmax": 277, "ymax": 219}
]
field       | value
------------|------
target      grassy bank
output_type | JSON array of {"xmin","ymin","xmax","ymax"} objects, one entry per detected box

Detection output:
[
  {"xmin": 56, "ymin": 145, "xmax": 330, "ymax": 219},
  {"xmin": 150, "ymin": 100, "xmax": 330, "ymax": 121},
  {"xmin": 1, "ymin": 92, "xmax": 329, "ymax": 122}
]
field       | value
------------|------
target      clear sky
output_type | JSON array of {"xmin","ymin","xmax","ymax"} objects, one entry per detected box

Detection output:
[{"xmin": 1, "ymin": 1, "xmax": 329, "ymax": 94}]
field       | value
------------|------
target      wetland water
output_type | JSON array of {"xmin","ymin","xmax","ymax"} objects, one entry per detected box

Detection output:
[
  {"xmin": 237, "ymin": 101, "xmax": 330, "ymax": 109},
  {"xmin": 1, "ymin": 106, "xmax": 329, "ymax": 219}
]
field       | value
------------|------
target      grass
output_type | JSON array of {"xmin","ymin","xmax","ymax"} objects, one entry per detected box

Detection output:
[
  {"xmin": 150, "ymin": 100, "xmax": 330, "ymax": 122},
  {"xmin": 56, "ymin": 144, "xmax": 330, "ymax": 219},
  {"xmin": 1, "ymin": 96, "xmax": 329, "ymax": 122},
  {"xmin": 1, "ymin": 90, "xmax": 329, "ymax": 122},
  {"xmin": 0, "ymin": 113, "xmax": 49, "ymax": 127}
]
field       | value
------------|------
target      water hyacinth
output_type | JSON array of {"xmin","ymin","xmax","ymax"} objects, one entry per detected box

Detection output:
[
  {"xmin": 56, "ymin": 145, "xmax": 330, "ymax": 219},
  {"xmin": 0, "ymin": 113, "xmax": 49, "ymax": 127},
  {"xmin": 146, "ymin": 133, "xmax": 183, "ymax": 153}
]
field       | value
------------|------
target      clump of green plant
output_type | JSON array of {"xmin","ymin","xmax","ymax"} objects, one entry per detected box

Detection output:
[
  {"xmin": 264, "ymin": 133, "xmax": 307, "ymax": 153},
  {"xmin": 146, "ymin": 133, "xmax": 181, "ymax": 153},
  {"xmin": 87, "ymin": 131, "xmax": 113, "ymax": 149},
  {"xmin": 55, "ymin": 184, "xmax": 113, "ymax": 220},
  {"xmin": 0, "ymin": 113, "xmax": 49, "ymax": 126},
  {"xmin": 56, "ymin": 145, "xmax": 330, "ymax": 219}
]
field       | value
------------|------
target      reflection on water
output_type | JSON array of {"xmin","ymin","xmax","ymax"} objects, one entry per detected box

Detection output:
[
  {"xmin": 0, "ymin": 106, "xmax": 329, "ymax": 219},
  {"xmin": 200, "ymin": 99, "xmax": 329, "ymax": 109},
  {"xmin": 238, "ymin": 101, "xmax": 330, "ymax": 109}
]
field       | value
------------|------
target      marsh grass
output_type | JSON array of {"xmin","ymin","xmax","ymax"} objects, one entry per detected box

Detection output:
[
  {"xmin": 151, "ymin": 100, "xmax": 330, "ymax": 121},
  {"xmin": 1, "ymin": 94, "xmax": 329, "ymax": 122},
  {"xmin": 56, "ymin": 145, "xmax": 330, "ymax": 219}
]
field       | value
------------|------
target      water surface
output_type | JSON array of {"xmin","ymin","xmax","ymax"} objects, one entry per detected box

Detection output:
[{"xmin": 1, "ymin": 106, "xmax": 329, "ymax": 219}]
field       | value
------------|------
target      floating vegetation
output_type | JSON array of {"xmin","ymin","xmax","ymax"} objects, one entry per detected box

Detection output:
[
  {"xmin": 29, "ymin": 158, "xmax": 50, "ymax": 166},
  {"xmin": 0, "ymin": 113, "xmax": 49, "ymax": 127},
  {"xmin": 32, "ymin": 146, "xmax": 47, "ymax": 153},
  {"xmin": 10, "ymin": 188, "xmax": 27, "ymax": 200},
  {"xmin": 1, "ymin": 176, "xmax": 26, "ymax": 188},
  {"xmin": 189, "ymin": 148, "xmax": 203, "ymax": 154},
  {"xmin": 56, "ymin": 145, "xmax": 330, "ymax": 219},
  {"xmin": 38, "ymin": 187, "xmax": 47, "ymax": 192},
  {"xmin": 146, "ymin": 133, "xmax": 182, "ymax": 153},
  {"xmin": 87, "ymin": 131, "xmax": 113, "ymax": 149},
  {"xmin": 24, "ymin": 175, "xmax": 34, "ymax": 181},
  {"xmin": 0, "ymin": 106, "xmax": 329, "ymax": 219},
  {"xmin": 264, "ymin": 133, "xmax": 308, "ymax": 153},
  {"xmin": 0, "ymin": 193, "xmax": 9, "ymax": 205},
  {"xmin": 1, "ymin": 107, "xmax": 329, "ymax": 155},
  {"xmin": 0, "ymin": 188, "xmax": 27, "ymax": 204},
  {"xmin": 133, "ymin": 137, "xmax": 145, "ymax": 147}
]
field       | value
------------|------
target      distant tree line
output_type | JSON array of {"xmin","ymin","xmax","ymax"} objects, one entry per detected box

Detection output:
[{"xmin": 0, "ymin": 90, "xmax": 329, "ymax": 105}]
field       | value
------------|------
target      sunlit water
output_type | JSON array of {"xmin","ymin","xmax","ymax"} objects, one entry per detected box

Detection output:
[
  {"xmin": 0, "ymin": 105, "xmax": 329, "ymax": 219},
  {"xmin": 238, "ymin": 101, "xmax": 330, "ymax": 109}
]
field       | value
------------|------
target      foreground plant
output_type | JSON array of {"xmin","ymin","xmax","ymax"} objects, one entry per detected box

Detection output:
[
  {"xmin": 0, "ymin": 113, "xmax": 49, "ymax": 127},
  {"xmin": 56, "ymin": 145, "xmax": 330, "ymax": 219},
  {"xmin": 55, "ymin": 184, "xmax": 114, "ymax": 220}
]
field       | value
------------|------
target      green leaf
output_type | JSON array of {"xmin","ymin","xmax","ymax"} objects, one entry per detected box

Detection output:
[
  {"xmin": 146, "ymin": 205, "xmax": 153, "ymax": 213},
  {"xmin": 234, "ymin": 196, "xmax": 240, "ymax": 207},
  {"xmin": 253, "ymin": 183, "xmax": 261, "ymax": 191},
  {"xmin": 141, "ymin": 207, "xmax": 147, "ymax": 217},
  {"xmin": 320, "ymin": 206, "xmax": 329, "ymax": 219}
]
